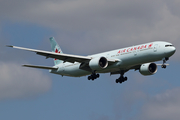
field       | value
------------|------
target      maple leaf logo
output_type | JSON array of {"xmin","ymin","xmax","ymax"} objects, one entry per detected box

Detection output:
[
  {"xmin": 148, "ymin": 43, "xmax": 153, "ymax": 48},
  {"xmin": 55, "ymin": 49, "xmax": 60, "ymax": 60}
]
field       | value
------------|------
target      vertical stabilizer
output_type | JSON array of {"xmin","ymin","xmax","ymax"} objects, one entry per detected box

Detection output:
[{"xmin": 49, "ymin": 37, "xmax": 63, "ymax": 65}]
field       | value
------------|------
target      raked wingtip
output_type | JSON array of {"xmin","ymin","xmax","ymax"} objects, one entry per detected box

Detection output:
[{"xmin": 6, "ymin": 45, "xmax": 13, "ymax": 48}]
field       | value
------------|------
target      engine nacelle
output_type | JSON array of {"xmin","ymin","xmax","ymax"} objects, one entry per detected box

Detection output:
[
  {"xmin": 139, "ymin": 63, "xmax": 157, "ymax": 76},
  {"xmin": 89, "ymin": 57, "xmax": 108, "ymax": 70}
]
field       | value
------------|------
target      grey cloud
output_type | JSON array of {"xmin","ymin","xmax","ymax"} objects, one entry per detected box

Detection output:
[
  {"xmin": 113, "ymin": 90, "xmax": 146, "ymax": 120},
  {"xmin": 89, "ymin": 73, "xmax": 178, "ymax": 120},
  {"xmin": 0, "ymin": 0, "xmax": 165, "ymax": 34},
  {"xmin": 0, "ymin": 62, "xmax": 52, "ymax": 100},
  {"xmin": 136, "ymin": 87, "xmax": 180, "ymax": 120},
  {"xmin": 165, "ymin": 0, "xmax": 180, "ymax": 17},
  {"xmin": 111, "ymin": 73, "xmax": 151, "ymax": 120},
  {"xmin": 1, "ymin": 0, "xmax": 180, "ymax": 60}
]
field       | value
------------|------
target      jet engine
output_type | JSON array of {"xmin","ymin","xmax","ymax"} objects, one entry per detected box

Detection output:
[
  {"xmin": 139, "ymin": 63, "xmax": 157, "ymax": 75},
  {"xmin": 89, "ymin": 57, "xmax": 108, "ymax": 70}
]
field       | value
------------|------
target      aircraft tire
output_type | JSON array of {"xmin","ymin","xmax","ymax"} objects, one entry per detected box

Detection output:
[
  {"xmin": 161, "ymin": 65, "xmax": 166, "ymax": 69},
  {"xmin": 97, "ymin": 74, "xmax": 100, "ymax": 78},
  {"xmin": 88, "ymin": 76, "xmax": 91, "ymax": 80},
  {"xmin": 116, "ymin": 79, "xmax": 119, "ymax": 83}
]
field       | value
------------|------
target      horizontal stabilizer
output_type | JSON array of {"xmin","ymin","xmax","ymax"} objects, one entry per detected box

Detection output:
[{"xmin": 23, "ymin": 64, "xmax": 58, "ymax": 70}]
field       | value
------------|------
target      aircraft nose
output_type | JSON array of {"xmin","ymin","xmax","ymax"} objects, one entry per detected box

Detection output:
[
  {"xmin": 171, "ymin": 46, "xmax": 176, "ymax": 54},
  {"xmin": 168, "ymin": 46, "xmax": 176, "ymax": 56},
  {"xmin": 164, "ymin": 46, "xmax": 176, "ymax": 57}
]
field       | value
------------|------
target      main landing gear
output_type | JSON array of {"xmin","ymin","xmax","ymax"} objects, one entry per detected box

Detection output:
[
  {"xmin": 116, "ymin": 71, "xmax": 128, "ymax": 84},
  {"xmin": 88, "ymin": 72, "xmax": 100, "ymax": 81},
  {"xmin": 161, "ymin": 57, "xmax": 169, "ymax": 69}
]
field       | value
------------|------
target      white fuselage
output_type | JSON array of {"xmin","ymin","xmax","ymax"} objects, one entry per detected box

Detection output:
[{"xmin": 50, "ymin": 41, "xmax": 176, "ymax": 77}]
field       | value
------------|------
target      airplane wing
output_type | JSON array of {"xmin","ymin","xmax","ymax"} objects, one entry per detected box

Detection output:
[
  {"xmin": 7, "ymin": 45, "xmax": 92, "ymax": 63},
  {"xmin": 7, "ymin": 45, "xmax": 119, "ymax": 64}
]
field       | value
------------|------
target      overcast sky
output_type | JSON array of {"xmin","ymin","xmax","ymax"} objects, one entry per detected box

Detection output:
[{"xmin": 0, "ymin": 0, "xmax": 180, "ymax": 120}]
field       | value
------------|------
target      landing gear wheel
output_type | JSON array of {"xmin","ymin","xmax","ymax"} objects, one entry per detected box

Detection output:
[
  {"xmin": 115, "ymin": 71, "xmax": 128, "ymax": 84},
  {"xmin": 96, "ymin": 74, "xmax": 100, "ymax": 78},
  {"xmin": 87, "ymin": 73, "xmax": 100, "ymax": 81},
  {"xmin": 116, "ymin": 79, "xmax": 119, "ymax": 83},
  {"xmin": 161, "ymin": 57, "xmax": 168, "ymax": 69},
  {"xmin": 161, "ymin": 65, "xmax": 166, "ymax": 69}
]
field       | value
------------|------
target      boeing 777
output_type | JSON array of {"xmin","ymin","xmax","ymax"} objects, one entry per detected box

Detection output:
[{"xmin": 7, "ymin": 37, "xmax": 176, "ymax": 84}]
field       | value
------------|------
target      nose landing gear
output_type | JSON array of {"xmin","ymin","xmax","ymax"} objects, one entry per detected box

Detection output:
[{"xmin": 161, "ymin": 57, "xmax": 169, "ymax": 69}]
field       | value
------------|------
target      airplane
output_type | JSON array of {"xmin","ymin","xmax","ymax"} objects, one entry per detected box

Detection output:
[{"xmin": 7, "ymin": 37, "xmax": 176, "ymax": 84}]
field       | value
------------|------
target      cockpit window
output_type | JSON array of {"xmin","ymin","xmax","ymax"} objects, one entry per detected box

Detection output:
[{"xmin": 165, "ymin": 45, "xmax": 174, "ymax": 47}]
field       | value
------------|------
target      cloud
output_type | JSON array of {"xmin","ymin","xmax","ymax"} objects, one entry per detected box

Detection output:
[
  {"xmin": 135, "ymin": 87, "xmax": 180, "ymax": 120},
  {"xmin": 0, "ymin": 1, "xmax": 179, "ymax": 119},
  {"xmin": 1, "ymin": 0, "xmax": 179, "ymax": 60},
  {"xmin": 0, "ymin": 62, "xmax": 51, "ymax": 100},
  {"xmin": 0, "ymin": 0, "xmax": 162, "ymax": 30}
]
